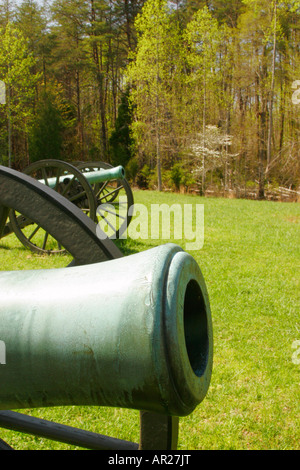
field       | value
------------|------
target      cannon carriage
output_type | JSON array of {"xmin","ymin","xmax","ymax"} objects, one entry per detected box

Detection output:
[
  {"xmin": 0, "ymin": 164, "xmax": 213, "ymax": 450},
  {"xmin": 1, "ymin": 159, "xmax": 133, "ymax": 255}
]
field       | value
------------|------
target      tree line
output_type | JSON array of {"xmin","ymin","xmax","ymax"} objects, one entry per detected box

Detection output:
[{"xmin": 0, "ymin": 0, "xmax": 299, "ymax": 199}]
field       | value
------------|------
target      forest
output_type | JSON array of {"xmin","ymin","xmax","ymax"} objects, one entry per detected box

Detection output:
[{"xmin": 0, "ymin": 0, "xmax": 299, "ymax": 200}]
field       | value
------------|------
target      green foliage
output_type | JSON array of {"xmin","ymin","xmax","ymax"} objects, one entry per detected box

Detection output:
[
  {"xmin": 0, "ymin": 0, "xmax": 298, "ymax": 190},
  {"xmin": 0, "ymin": 22, "xmax": 38, "ymax": 121},
  {"xmin": 125, "ymin": 157, "xmax": 139, "ymax": 182},
  {"xmin": 126, "ymin": 0, "xmax": 186, "ymax": 189},
  {"xmin": 170, "ymin": 162, "xmax": 183, "ymax": 190},
  {"xmin": 185, "ymin": 6, "xmax": 222, "ymax": 68},
  {"xmin": 16, "ymin": 0, "xmax": 48, "ymax": 59},
  {"xmin": 136, "ymin": 164, "xmax": 153, "ymax": 189},
  {"xmin": 167, "ymin": 162, "xmax": 196, "ymax": 191},
  {"xmin": 28, "ymin": 92, "xmax": 64, "ymax": 162},
  {"xmin": 109, "ymin": 88, "xmax": 134, "ymax": 168},
  {"xmin": 0, "ymin": 22, "xmax": 40, "ymax": 166}
]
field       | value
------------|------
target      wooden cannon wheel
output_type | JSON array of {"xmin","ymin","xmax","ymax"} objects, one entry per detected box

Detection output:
[
  {"xmin": 8, "ymin": 160, "xmax": 98, "ymax": 255},
  {"xmin": 0, "ymin": 165, "xmax": 179, "ymax": 451},
  {"xmin": 0, "ymin": 165, "xmax": 120, "ymax": 265}
]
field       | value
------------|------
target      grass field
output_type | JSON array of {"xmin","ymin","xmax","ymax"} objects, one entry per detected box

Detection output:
[{"xmin": 0, "ymin": 190, "xmax": 299, "ymax": 450}]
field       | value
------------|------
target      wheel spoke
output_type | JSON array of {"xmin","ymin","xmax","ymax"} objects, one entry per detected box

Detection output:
[
  {"xmin": 98, "ymin": 206, "xmax": 126, "ymax": 220},
  {"xmin": 98, "ymin": 214, "xmax": 117, "ymax": 233},
  {"xmin": 28, "ymin": 224, "xmax": 41, "ymax": 242},
  {"xmin": 42, "ymin": 232, "xmax": 49, "ymax": 250},
  {"xmin": 69, "ymin": 190, "xmax": 87, "ymax": 203},
  {"xmin": 98, "ymin": 186, "xmax": 123, "ymax": 203},
  {"xmin": 95, "ymin": 181, "xmax": 109, "ymax": 200},
  {"xmin": 41, "ymin": 168, "xmax": 49, "ymax": 186},
  {"xmin": 61, "ymin": 176, "xmax": 76, "ymax": 197},
  {"xmin": 54, "ymin": 168, "xmax": 63, "ymax": 191}
]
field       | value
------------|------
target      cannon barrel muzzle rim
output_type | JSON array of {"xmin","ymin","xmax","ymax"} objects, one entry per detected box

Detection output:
[{"xmin": 162, "ymin": 250, "xmax": 213, "ymax": 415}]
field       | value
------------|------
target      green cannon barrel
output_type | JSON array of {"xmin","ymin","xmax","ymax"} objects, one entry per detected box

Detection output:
[
  {"xmin": 40, "ymin": 165, "xmax": 125, "ymax": 189},
  {"xmin": 0, "ymin": 244, "xmax": 213, "ymax": 417}
]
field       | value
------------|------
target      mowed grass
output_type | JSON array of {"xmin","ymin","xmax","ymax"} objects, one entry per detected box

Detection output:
[{"xmin": 0, "ymin": 191, "xmax": 299, "ymax": 450}]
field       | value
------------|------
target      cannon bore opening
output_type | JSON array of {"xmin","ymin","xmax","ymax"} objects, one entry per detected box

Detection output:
[{"xmin": 183, "ymin": 280, "xmax": 208, "ymax": 378}]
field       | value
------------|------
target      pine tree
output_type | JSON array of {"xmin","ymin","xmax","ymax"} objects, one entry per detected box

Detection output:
[
  {"xmin": 50, "ymin": 0, "xmax": 89, "ymax": 158},
  {"xmin": 28, "ymin": 91, "xmax": 63, "ymax": 162},
  {"xmin": 0, "ymin": 0, "xmax": 15, "ymax": 27},
  {"xmin": 109, "ymin": 87, "xmax": 133, "ymax": 168},
  {"xmin": 16, "ymin": 0, "xmax": 48, "ymax": 84}
]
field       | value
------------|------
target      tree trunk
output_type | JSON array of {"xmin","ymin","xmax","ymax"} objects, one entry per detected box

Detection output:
[
  {"xmin": 201, "ymin": 73, "xmax": 206, "ymax": 196},
  {"xmin": 267, "ymin": 1, "xmax": 277, "ymax": 167},
  {"xmin": 90, "ymin": 0, "xmax": 109, "ymax": 161},
  {"xmin": 258, "ymin": 107, "xmax": 267, "ymax": 199}
]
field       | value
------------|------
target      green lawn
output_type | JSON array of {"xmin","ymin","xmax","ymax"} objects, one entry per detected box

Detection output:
[{"xmin": 0, "ymin": 191, "xmax": 299, "ymax": 450}]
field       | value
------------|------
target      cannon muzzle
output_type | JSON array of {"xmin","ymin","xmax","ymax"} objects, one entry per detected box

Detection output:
[
  {"xmin": 0, "ymin": 244, "xmax": 213, "ymax": 417},
  {"xmin": 82, "ymin": 165, "xmax": 125, "ymax": 184}
]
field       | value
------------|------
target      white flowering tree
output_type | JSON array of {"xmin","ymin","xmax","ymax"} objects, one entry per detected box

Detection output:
[{"xmin": 189, "ymin": 125, "xmax": 239, "ymax": 192}]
